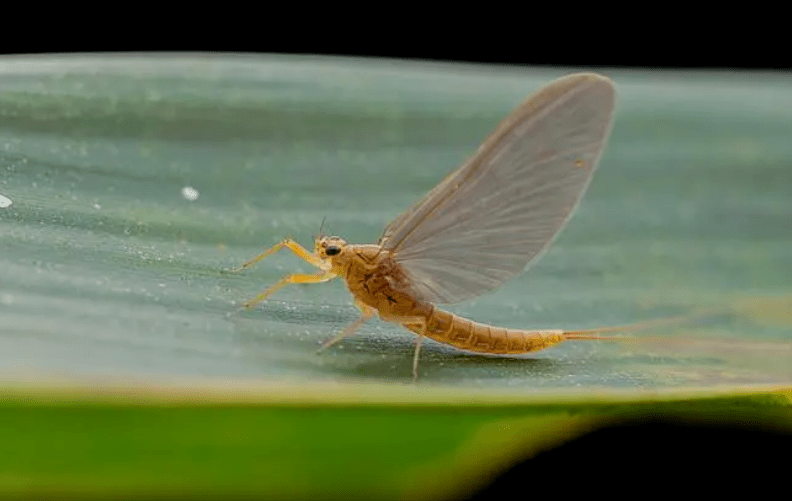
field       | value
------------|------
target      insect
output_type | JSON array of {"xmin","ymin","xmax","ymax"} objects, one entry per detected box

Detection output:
[{"xmin": 236, "ymin": 73, "xmax": 617, "ymax": 379}]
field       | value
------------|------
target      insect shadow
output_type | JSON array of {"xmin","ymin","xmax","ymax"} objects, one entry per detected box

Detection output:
[{"xmin": 316, "ymin": 331, "xmax": 568, "ymax": 382}]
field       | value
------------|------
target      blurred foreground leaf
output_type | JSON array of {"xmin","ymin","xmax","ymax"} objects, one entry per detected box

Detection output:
[{"xmin": 1, "ymin": 381, "xmax": 790, "ymax": 499}]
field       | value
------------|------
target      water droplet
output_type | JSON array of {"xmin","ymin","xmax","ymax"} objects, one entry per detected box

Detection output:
[{"xmin": 181, "ymin": 186, "xmax": 199, "ymax": 201}]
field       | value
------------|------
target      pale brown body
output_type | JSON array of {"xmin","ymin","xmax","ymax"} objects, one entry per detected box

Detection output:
[
  {"xmin": 235, "ymin": 236, "xmax": 571, "ymax": 377},
  {"xmin": 337, "ymin": 243, "xmax": 566, "ymax": 355}
]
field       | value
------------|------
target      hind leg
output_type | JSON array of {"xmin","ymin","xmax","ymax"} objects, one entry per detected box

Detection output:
[{"xmin": 379, "ymin": 312, "xmax": 428, "ymax": 381}]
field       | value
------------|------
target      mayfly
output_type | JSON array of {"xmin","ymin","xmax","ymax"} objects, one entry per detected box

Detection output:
[{"xmin": 236, "ymin": 73, "xmax": 617, "ymax": 378}]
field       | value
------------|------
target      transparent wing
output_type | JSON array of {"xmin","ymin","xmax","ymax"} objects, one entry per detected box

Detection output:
[{"xmin": 378, "ymin": 73, "xmax": 616, "ymax": 304}]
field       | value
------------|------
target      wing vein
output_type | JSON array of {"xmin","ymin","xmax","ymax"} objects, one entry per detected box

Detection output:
[{"xmin": 380, "ymin": 73, "xmax": 616, "ymax": 304}]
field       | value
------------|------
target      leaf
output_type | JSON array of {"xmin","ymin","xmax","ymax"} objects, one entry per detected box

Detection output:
[{"xmin": 1, "ymin": 55, "xmax": 791, "ymax": 498}]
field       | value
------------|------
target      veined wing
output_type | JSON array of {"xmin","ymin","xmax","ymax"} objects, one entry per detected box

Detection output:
[{"xmin": 379, "ymin": 73, "xmax": 616, "ymax": 304}]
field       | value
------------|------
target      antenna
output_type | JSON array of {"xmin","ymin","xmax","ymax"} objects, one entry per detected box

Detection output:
[{"xmin": 315, "ymin": 216, "xmax": 327, "ymax": 240}]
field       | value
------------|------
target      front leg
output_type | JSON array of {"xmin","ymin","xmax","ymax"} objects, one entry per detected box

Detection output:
[
  {"xmin": 231, "ymin": 238, "xmax": 324, "ymax": 273},
  {"xmin": 242, "ymin": 270, "xmax": 336, "ymax": 309}
]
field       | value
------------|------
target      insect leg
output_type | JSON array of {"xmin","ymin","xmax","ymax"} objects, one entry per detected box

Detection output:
[
  {"xmin": 242, "ymin": 270, "xmax": 336, "ymax": 309},
  {"xmin": 379, "ymin": 312, "xmax": 429, "ymax": 380},
  {"xmin": 412, "ymin": 335, "xmax": 424, "ymax": 381},
  {"xmin": 231, "ymin": 238, "xmax": 324, "ymax": 273},
  {"xmin": 318, "ymin": 300, "xmax": 377, "ymax": 352}
]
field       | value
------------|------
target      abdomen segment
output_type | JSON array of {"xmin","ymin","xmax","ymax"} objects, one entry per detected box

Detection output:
[{"xmin": 402, "ymin": 307, "xmax": 566, "ymax": 355}]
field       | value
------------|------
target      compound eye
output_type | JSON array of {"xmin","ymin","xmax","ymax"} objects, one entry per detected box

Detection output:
[{"xmin": 325, "ymin": 246, "xmax": 340, "ymax": 256}]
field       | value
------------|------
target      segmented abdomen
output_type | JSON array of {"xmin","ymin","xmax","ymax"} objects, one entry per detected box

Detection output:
[{"xmin": 401, "ymin": 307, "xmax": 566, "ymax": 355}]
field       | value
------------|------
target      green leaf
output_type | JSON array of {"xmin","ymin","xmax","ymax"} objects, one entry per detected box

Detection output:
[{"xmin": 0, "ymin": 55, "xmax": 790, "ymax": 498}]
